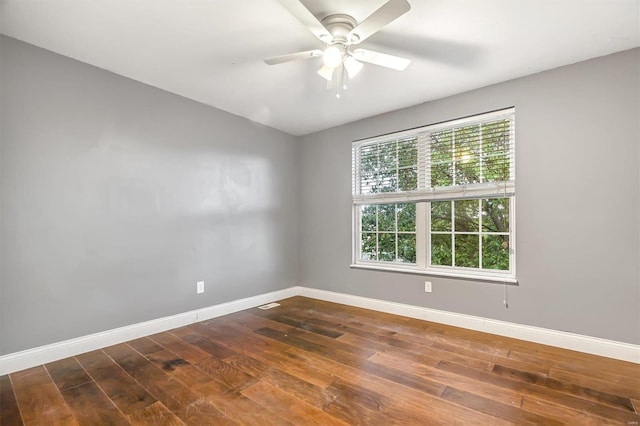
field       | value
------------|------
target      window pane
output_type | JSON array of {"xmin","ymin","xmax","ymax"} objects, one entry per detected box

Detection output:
[
  {"xmin": 455, "ymin": 234, "xmax": 479, "ymax": 268},
  {"xmin": 431, "ymin": 130, "xmax": 452, "ymax": 163},
  {"xmin": 431, "ymin": 201, "xmax": 451, "ymax": 231},
  {"xmin": 482, "ymin": 120, "xmax": 510, "ymax": 154},
  {"xmin": 357, "ymin": 138, "xmax": 418, "ymax": 196},
  {"xmin": 482, "ymin": 119, "xmax": 510, "ymax": 182},
  {"xmin": 397, "ymin": 203, "xmax": 416, "ymax": 232},
  {"xmin": 361, "ymin": 233, "xmax": 377, "ymax": 261},
  {"xmin": 397, "ymin": 234, "xmax": 416, "ymax": 263},
  {"xmin": 361, "ymin": 205, "xmax": 377, "ymax": 232},
  {"xmin": 360, "ymin": 145, "xmax": 377, "ymax": 173},
  {"xmin": 482, "ymin": 235, "xmax": 509, "ymax": 270},
  {"xmin": 482, "ymin": 155, "xmax": 510, "ymax": 182},
  {"xmin": 377, "ymin": 170, "xmax": 397, "ymax": 193},
  {"xmin": 378, "ymin": 142, "xmax": 397, "ymax": 170},
  {"xmin": 377, "ymin": 204, "xmax": 395, "ymax": 232},
  {"xmin": 454, "ymin": 200, "xmax": 479, "ymax": 232},
  {"xmin": 361, "ymin": 172, "xmax": 376, "ymax": 194},
  {"xmin": 398, "ymin": 138, "xmax": 417, "ymax": 167},
  {"xmin": 378, "ymin": 233, "xmax": 396, "ymax": 261},
  {"xmin": 431, "ymin": 234, "xmax": 452, "ymax": 266},
  {"xmin": 482, "ymin": 198, "xmax": 509, "ymax": 232},
  {"xmin": 398, "ymin": 167, "xmax": 417, "ymax": 191},
  {"xmin": 432, "ymin": 162, "xmax": 453, "ymax": 187},
  {"xmin": 455, "ymin": 158, "xmax": 480, "ymax": 185}
]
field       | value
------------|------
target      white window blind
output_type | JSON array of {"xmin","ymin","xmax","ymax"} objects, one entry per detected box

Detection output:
[{"xmin": 352, "ymin": 108, "xmax": 515, "ymax": 204}]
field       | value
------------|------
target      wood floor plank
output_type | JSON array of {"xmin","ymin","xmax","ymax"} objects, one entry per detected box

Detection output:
[
  {"xmin": 60, "ymin": 381, "xmax": 129, "ymax": 425},
  {"xmin": 179, "ymin": 333, "xmax": 238, "ymax": 360},
  {"xmin": 182, "ymin": 395, "xmax": 238, "ymax": 426},
  {"xmin": 323, "ymin": 378, "xmax": 398, "ymax": 425},
  {"xmin": 45, "ymin": 357, "xmax": 92, "ymax": 391},
  {"xmin": 384, "ymin": 348, "xmax": 621, "ymax": 426},
  {"xmin": 494, "ymin": 364, "xmax": 636, "ymax": 412},
  {"xmin": 521, "ymin": 396, "xmax": 622, "ymax": 426},
  {"xmin": 147, "ymin": 332, "xmax": 212, "ymax": 364},
  {"xmin": 241, "ymin": 380, "xmax": 347, "ymax": 425},
  {"xmin": 9, "ymin": 366, "xmax": 43, "ymax": 380},
  {"xmin": 508, "ymin": 346, "xmax": 640, "ymax": 382},
  {"xmin": 192, "ymin": 390, "xmax": 296, "ymax": 426},
  {"xmin": 251, "ymin": 311, "xmax": 344, "ymax": 338},
  {"xmin": 226, "ymin": 310, "xmax": 294, "ymax": 334},
  {"xmin": 75, "ymin": 349, "xmax": 157, "ymax": 415},
  {"xmin": 193, "ymin": 354, "xmax": 257, "ymax": 391},
  {"xmin": 127, "ymin": 337, "xmax": 164, "ymax": 356},
  {"xmin": 549, "ymin": 366, "xmax": 640, "ymax": 400},
  {"xmin": 441, "ymin": 386, "xmax": 563, "ymax": 425},
  {"xmin": 226, "ymin": 353, "xmax": 337, "ymax": 409},
  {"xmin": 287, "ymin": 327, "xmax": 377, "ymax": 360},
  {"xmin": 187, "ymin": 324, "xmax": 336, "ymax": 389},
  {"xmin": 269, "ymin": 302, "xmax": 433, "ymax": 349},
  {"xmin": 0, "ymin": 374, "xmax": 23, "ymax": 426},
  {"xmin": 143, "ymin": 348, "xmax": 214, "ymax": 389},
  {"xmin": 126, "ymin": 401, "xmax": 184, "ymax": 425},
  {"xmin": 10, "ymin": 366, "xmax": 78, "ymax": 425},
  {"xmin": 255, "ymin": 326, "xmax": 331, "ymax": 355},
  {"xmin": 189, "ymin": 320, "xmax": 291, "ymax": 354},
  {"xmin": 104, "ymin": 342, "xmax": 234, "ymax": 423},
  {"xmin": 285, "ymin": 346, "xmax": 514, "ymax": 425},
  {"xmin": 438, "ymin": 359, "xmax": 640, "ymax": 423},
  {"xmin": 189, "ymin": 322, "xmax": 336, "ymax": 389},
  {"xmin": 368, "ymin": 350, "xmax": 524, "ymax": 408},
  {"xmin": 355, "ymin": 355, "xmax": 447, "ymax": 397},
  {"xmin": 368, "ymin": 340, "xmax": 490, "ymax": 371}
]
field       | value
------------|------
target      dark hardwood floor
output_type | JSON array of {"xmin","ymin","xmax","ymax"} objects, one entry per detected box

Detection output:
[{"xmin": 1, "ymin": 296, "xmax": 639, "ymax": 425}]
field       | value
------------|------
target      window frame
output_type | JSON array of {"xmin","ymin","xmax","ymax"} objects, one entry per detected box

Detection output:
[{"xmin": 351, "ymin": 108, "xmax": 517, "ymax": 283}]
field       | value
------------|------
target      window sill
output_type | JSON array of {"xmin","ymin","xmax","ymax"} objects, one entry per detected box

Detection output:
[{"xmin": 350, "ymin": 263, "xmax": 518, "ymax": 285}]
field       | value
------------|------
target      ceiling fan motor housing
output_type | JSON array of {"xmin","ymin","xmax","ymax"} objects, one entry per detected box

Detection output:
[{"xmin": 321, "ymin": 14, "xmax": 359, "ymax": 45}]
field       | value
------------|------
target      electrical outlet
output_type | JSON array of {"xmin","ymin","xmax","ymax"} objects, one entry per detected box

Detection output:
[
  {"xmin": 424, "ymin": 281, "xmax": 432, "ymax": 293},
  {"xmin": 197, "ymin": 281, "xmax": 205, "ymax": 294}
]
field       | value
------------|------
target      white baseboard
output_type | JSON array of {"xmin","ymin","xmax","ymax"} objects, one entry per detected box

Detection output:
[
  {"xmin": 0, "ymin": 287, "xmax": 297, "ymax": 375},
  {"xmin": 294, "ymin": 286, "xmax": 640, "ymax": 364},
  {"xmin": 1, "ymin": 285, "xmax": 638, "ymax": 375}
]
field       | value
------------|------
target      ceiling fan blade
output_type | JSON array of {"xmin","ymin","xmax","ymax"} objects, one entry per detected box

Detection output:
[
  {"xmin": 352, "ymin": 48, "xmax": 411, "ymax": 71},
  {"xmin": 264, "ymin": 49, "xmax": 323, "ymax": 65},
  {"xmin": 277, "ymin": 0, "xmax": 332, "ymax": 42},
  {"xmin": 348, "ymin": 0, "xmax": 410, "ymax": 44}
]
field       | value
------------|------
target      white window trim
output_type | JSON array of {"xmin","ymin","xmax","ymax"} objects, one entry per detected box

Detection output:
[{"xmin": 351, "ymin": 108, "xmax": 516, "ymax": 283}]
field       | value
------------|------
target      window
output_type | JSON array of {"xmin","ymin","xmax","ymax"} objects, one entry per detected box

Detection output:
[{"xmin": 352, "ymin": 108, "xmax": 516, "ymax": 282}]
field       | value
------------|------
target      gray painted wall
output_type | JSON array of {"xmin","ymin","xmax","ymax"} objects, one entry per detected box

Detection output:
[
  {"xmin": 1, "ymin": 35, "xmax": 638, "ymax": 356},
  {"xmin": 0, "ymin": 36, "xmax": 299, "ymax": 355},
  {"xmin": 299, "ymin": 48, "xmax": 640, "ymax": 345}
]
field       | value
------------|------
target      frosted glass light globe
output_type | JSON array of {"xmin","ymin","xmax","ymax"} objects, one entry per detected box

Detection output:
[{"xmin": 323, "ymin": 45, "xmax": 343, "ymax": 68}]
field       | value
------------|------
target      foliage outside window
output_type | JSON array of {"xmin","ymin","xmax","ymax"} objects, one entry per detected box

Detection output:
[{"xmin": 352, "ymin": 108, "xmax": 516, "ymax": 282}]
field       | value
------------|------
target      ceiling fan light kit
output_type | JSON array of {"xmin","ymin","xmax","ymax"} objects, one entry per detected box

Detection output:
[{"xmin": 265, "ymin": 0, "xmax": 412, "ymax": 98}]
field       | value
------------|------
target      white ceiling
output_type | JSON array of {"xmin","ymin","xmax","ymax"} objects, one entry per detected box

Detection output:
[{"xmin": 1, "ymin": 0, "xmax": 639, "ymax": 136}]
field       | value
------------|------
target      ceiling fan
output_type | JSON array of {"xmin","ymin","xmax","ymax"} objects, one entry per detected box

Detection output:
[{"xmin": 265, "ymin": 0, "xmax": 412, "ymax": 96}]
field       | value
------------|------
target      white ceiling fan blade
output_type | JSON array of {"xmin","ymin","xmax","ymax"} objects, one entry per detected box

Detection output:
[
  {"xmin": 352, "ymin": 48, "xmax": 411, "ymax": 71},
  {"xmin": 277, "ymin": 0, "xmax": 332, "ymax": 42},
  {"xmin": 348, "ymin": 0, "xmax": 410, "ymax": 44},
  {"xmin": 264, "ymin": 49, "xmax": 323, "ymax": 65}
]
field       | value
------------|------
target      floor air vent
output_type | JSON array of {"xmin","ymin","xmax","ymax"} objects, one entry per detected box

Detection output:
[{"xmin": 258, "ymin": 302, "xmax": 281, "ymax": 310}]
